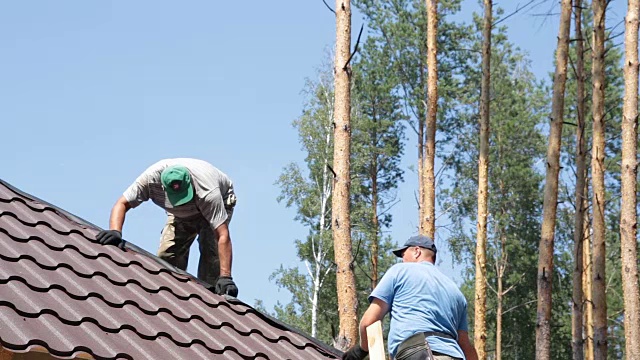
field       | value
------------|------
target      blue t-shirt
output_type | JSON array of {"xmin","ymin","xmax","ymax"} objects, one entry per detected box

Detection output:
[{"xmin": 369, "ymin": 261, "xmax": 468, "ymax": 358}]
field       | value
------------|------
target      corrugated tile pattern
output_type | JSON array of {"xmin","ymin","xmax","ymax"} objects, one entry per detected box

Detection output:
[{"xmin": 0, "ymin": 180, "xmax": 341, "ymax": 360}]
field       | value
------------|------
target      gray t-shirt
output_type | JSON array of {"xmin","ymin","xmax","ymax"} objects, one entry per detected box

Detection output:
[{"xmin": 123, "ymin": 158, "xmax": 234, "ymax": 230}]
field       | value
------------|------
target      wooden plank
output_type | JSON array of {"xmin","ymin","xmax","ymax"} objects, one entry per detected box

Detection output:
[
  {"xmin": 0, "ymin": 345, "xmax": 94, "ymax": 359},
  {"xmin": 0, "ymin": 346, "xmax": 15, "ymax": 360},
  {"xmin": 366, "ymin": 320, "xmax": 386, "ymax": 360}
]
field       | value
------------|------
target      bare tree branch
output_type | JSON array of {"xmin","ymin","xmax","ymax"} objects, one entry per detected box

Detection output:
[
  {"xmin": 503, "ymin": 299, "xmax": 537, "ymax": 315},
  {"xmin": 343, "ymin": 24, "xmax": 365, "ymax": 70},
  {"xmin": 487, "ymin": 279, "xmax": 498, "ymax": 296},
  {"xmin": 414, "ymin": 190, "xmax": 421, "ymax": 209},
  {"xmin": 350, "ymin": 236, "xmax": 364, "ymax": 268},
  {"xmin": 356, "ymin": 261, "xmax": 374, "ymax": 282},
  {"xmin": 436, "ymin": 202, "xmax": 456, "ymax": 221},
  {"xmin": 378, "ymin": 199, "xmax": 401, "ymax": 217},
  {"xmin": 322, "ymin": 0, "xmax": 335, "ymax": 14},
  {"xmin": 503, "ymin": 273, "xmax": 527, "ymax": 295},
  {"xmin": 493, "ymin": 0, "xmax": 538, "ymax": 26},
  {"xmin": 327, "ymin": 164, "xmax": 337, "ymax": 179},
  {"xmin": 318, "ymin": 263, "xmax": 334, "ymax": 288}
]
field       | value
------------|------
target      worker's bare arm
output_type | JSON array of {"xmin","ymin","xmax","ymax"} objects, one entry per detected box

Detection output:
[
  {"xmin": 358, "ymin": 298, "xmax": 389, "ymax": 351},
  {"xmin": 215, "ymin": 222, "xmax": 232, "ymax": 277},
  {"xmin": 457, "ymin": 330, "xmax": 478, "ymax": 360},
  {"xmin": 109, "ymin": 196, "xmax": 132, "ymax": 232}
]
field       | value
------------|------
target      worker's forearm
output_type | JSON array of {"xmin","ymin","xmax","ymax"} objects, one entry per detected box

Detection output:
[
  {"xmin": 357, "ymin": 299, "xmax": 389, "ymax": 352},
  {"xmin": 109, "ymin": 201, "xmax": 128, "ymax": 232},
  {"xmin": 218, "ymin": 234, "xmax": 232, "ymax": 277},
  {"xmin": 358, "ymin": 309, "xmax": 380, "ymax": 351},
  {"xmin": 463, "ymin": 346, "xmax": 479, "ymax": 360},
  {"xmin": 457, "ymin": 332, "xmax": 479, "ymax": 360},
  {"xmin": 358, "ymin": 320, "xmax": 369, "ymax": 351}
]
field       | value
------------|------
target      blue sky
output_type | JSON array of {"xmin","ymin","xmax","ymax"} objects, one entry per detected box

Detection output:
[{"xmin": 0, "ymin": 0, "xmax": 628, "ymax": 313}]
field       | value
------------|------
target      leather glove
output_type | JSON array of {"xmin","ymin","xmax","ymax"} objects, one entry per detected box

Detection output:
[
  {"xmin": 215, "ymin": 276, "xmax": 238, "ymax": 297},
  {"xmin": 342, "ymin": 345, "xmax": 368, "ymax": 360},
  {"xmin": 96, "ymin": 230, "xmax": 125, "ymax": 249}
]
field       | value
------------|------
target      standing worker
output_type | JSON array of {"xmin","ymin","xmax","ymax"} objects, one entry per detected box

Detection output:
[
  {"xmin": 343, "ymin": 235, "xmax": 478, "ymax": 360},
  {"xmin": 96, "ymin": 158, "xmax": 239, "ymax": 297}
]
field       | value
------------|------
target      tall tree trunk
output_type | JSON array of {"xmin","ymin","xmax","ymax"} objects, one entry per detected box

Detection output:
[
  {"xmin": 535, "ymin": 0, "xmax": 572, "ymax": 358},
  {"xmin": 418, "ymin": 107, "xmax": 425, "ymax": 231},
  {"xmin": 498, "ymin": 262, "xmax": 504, "ymax": 360},
  {"xmin": 495, "ymin": 220, "xmax": 507, "ymax": 360},
  {"xmin": 584, "ymin": 209, "xmax": 594, "ymax": 360},
  {"xmin": 371, "ymin": 156, "xmax": 380, "ymax": 289},
  {"xmin": 619, "ymin": 0, "xmax": 640, "ymax": 357},
  {"xmin": 332, "ymin": 0, "xmax": 358, "ymax": 349},
  {"xmin": 572, "ymin": 1, "xmax": 586, "ymax": 358},
  {"xmin": 590, "ymin": 1, "xmax": 607, "ymax": 358},
  {"xmin": 421, "ymin": 0, "xmax": 437, "ymax": 239},
  {"xmin": 418, "ymin": 50, "xmax": 426, "ymax": 230},
  {"xmin": 309, "ymin": 118, "xmax": 334, "ymax": 338},
  {"xmin": 418, "ymin": 62, "xmax": 425, "ymax": 232},
  {"xmin": 474, "ymin": 1, "xmax": 491, "ymax": 358}
]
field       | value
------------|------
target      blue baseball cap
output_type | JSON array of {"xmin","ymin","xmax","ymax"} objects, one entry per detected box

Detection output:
[{"xmin": 392, "ymin": 235, "xmax": 437, "ymax": 257}]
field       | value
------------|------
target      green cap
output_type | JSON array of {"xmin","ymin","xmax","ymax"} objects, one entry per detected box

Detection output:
[{"xmin": 160, "ymin": 165, "xmax": 194, "ymax": 206}]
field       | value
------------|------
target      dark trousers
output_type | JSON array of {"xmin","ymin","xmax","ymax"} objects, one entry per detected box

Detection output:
[{"xmin": 395, "ymin": 333, "xmax": 461, "ymax": 360}]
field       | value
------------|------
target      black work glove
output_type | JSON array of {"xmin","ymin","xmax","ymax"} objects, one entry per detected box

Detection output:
[
  {"xmin": 342, "ymin": 345, "xmax": 368, "ymax": 360},
  {"xmin": 215, "ymin": 276, "xmax": 238, "ymax": 297},
  {"xmin": 96, "ymin": 230, "xmax": 125, "ymax": 249}
]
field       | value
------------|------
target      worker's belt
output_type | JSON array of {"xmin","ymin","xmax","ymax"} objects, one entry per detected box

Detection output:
[
  {"xmin": 395, "ymin": 332, "xmax": 458, "ymax": 360},
  {"xmin": 424, "ymin": 331, "xmax": 456, "ymax": 340}
]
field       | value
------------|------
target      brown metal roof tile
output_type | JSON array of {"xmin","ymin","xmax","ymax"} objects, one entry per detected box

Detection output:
[
  {"xmin": 0, "ymin": 213, "xmax": 169, "ymax": 276},
  {"xmin": 0, "ymin": 179, "xmax": 341, "ymax": 360}
]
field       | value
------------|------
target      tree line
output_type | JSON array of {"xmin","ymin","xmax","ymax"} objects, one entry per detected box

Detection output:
[{"xmin": 258, "ymin": 0, "xmax": 640, "ymax": 359}]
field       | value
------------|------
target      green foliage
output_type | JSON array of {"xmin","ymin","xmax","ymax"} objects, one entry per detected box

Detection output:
[
  {"xmin": 560, "ymin": 4, "xmax": 625, "ymax": 186},
  {"xmin": 354, "ymin": 0, "xmax": 472, "ymax": 136},
  {"xmin": 556, "ymin": 4, "xmax": 627, "ymax": 357},
  {"xmin": 352, "ymin": 38, "xmax": 406, "ymax": 218},
  {"xmin": 271, "ymin": 62, "xmax": 339, "ymax": 343},
  {"xmin": 269, "ymin": 43, "xmax": 406, "ymax": 343},
  {"xmin": 267, "ymin": 1, "xmax": 629, "ymax": 356},
  {"xmin": 351, "ymin": 37, "xmax": 407, "ymax": 292},
  {"xmin": 439, "ymin": 13, "xmax": 549, "ymax": 360}
]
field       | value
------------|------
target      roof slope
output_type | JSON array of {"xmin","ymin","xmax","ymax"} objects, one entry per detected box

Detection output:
[{"xmin": 0, "ymin": 180, "xmax": 341, "ymax": 360}]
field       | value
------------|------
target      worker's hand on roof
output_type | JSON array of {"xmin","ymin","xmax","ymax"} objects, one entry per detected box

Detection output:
[
  {"xmin": 342, "ymin": 345, "xmax": 368, "ymax": 360},
  {"xmin": 96, "ymin": 230, "xmax": 125, "ymax": 249},
  {"xmin": 215, "ymin": 276, "xmax": 238, "ymax": 297}
]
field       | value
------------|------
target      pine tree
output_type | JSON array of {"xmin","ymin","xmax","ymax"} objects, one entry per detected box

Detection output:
[
  {"xmin": 535, "ymin": 0, "xmax": 572, "ymax": 357},
  {"xmin": 272, "ymin": 63, "xmax": 338, "ymax": 342},
  {"xmin": 590, "ymin": 1, "xmax": 608, "ymax": 357},
  {"xmin": 354, "ymin": 0, "xmax": 472, "ymax": 237},
  {"xmin": 331, "ymin": 0, "xmax": 359, "ymax": 349},
  {"xmin": 441, "ymin": 13, "xmax": 549, "ymax": 359},
  {"xmin": 351, "ymin": 38, "xmax": 405, "ymax": 290},
  {"xmin": 571, "ymin": 1, "xmax": 587, "ymax": 358},
  {"xmin": 474, "ymin": 1, "xmax": 492, "ymax": 358},
  {"xmin": 619, "ymin": 0, "xmax": 640, "ymax": 357}
]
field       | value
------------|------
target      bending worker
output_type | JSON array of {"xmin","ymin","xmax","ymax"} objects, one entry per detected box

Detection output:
[
  {"xmin": 96, "ymin": 158, "xmax": 238, "ymax": 297},
  {"xmin": 343, "ymin": 235, "xmax": 478, "ymax": 360}
]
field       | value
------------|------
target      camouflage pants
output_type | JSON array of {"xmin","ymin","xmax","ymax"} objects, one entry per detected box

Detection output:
[{"xmin": 157, "ymin": 209, "xmax": 233, "ymax": 286}]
